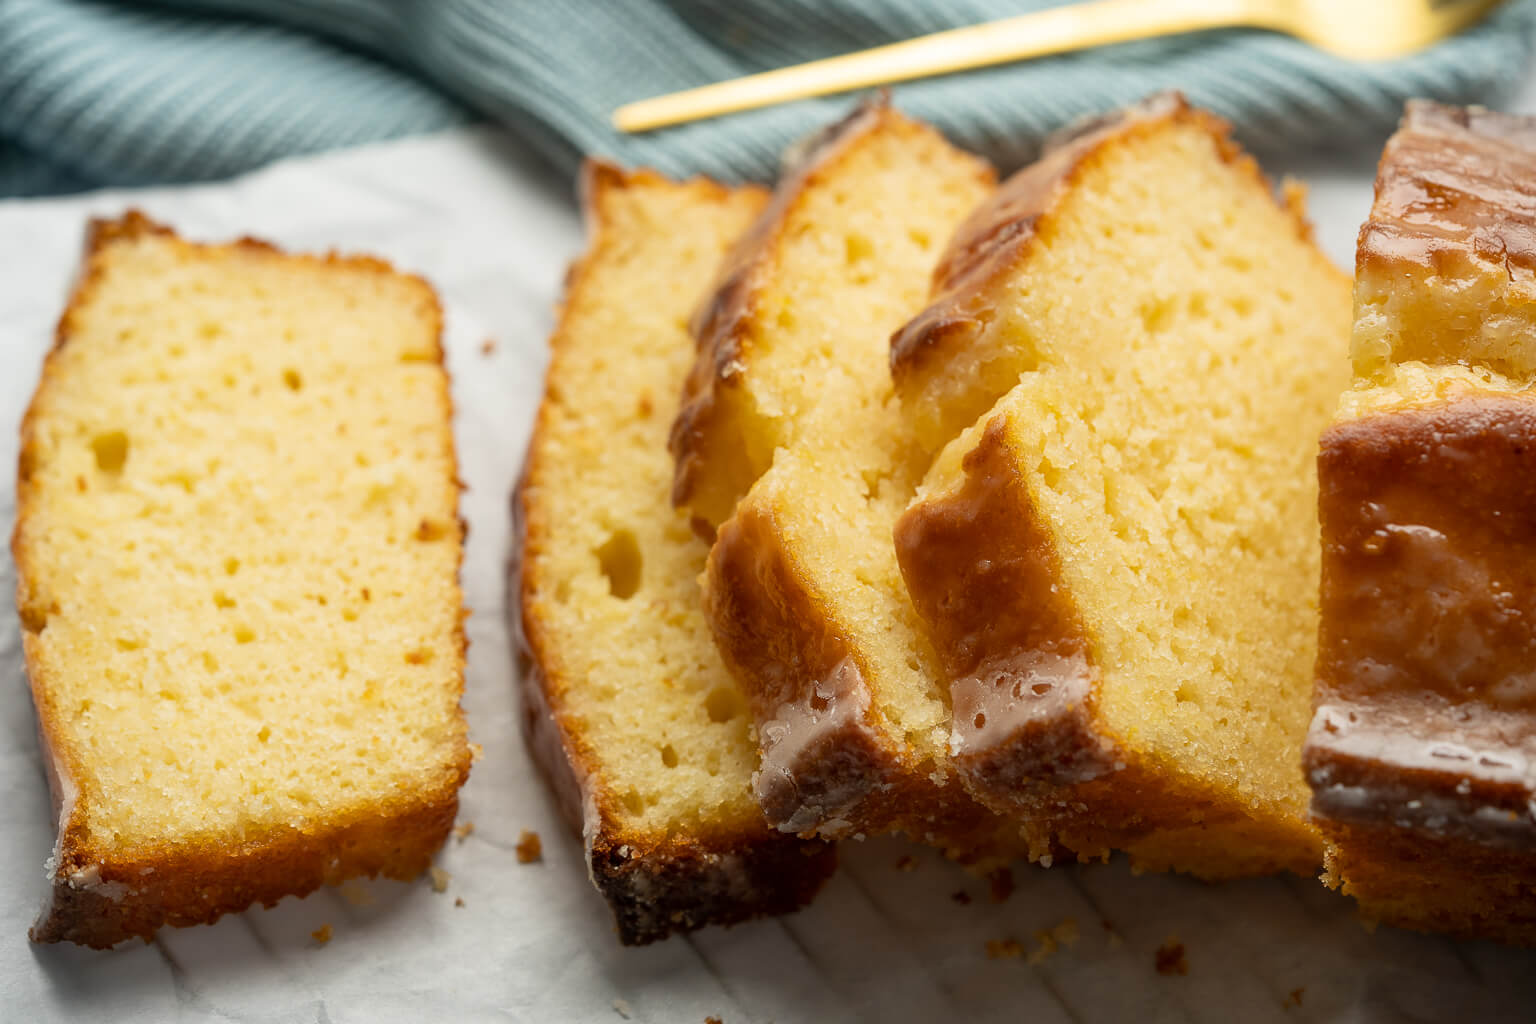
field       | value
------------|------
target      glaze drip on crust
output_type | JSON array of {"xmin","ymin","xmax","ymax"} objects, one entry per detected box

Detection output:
[
  {"xmin": 753, "ymin": 657, "xmax": 885, "ymax": 837},
  {"xmin": 1308, "ymin": 394, "xmax": 1536, "ymax": 852},
  {"xmin": 1353, "ymin": 100, "xmax": 1536, "ymax": 384}
]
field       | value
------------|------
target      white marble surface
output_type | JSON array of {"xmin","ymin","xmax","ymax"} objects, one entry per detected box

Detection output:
[{"xmin": 4, "ymin": 74, "xmax": 1536, "ymax": 1022}]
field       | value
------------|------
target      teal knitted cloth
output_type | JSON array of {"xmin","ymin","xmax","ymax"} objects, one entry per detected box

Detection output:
[{"xmin": 3, "ymin": 0, "xmax": 1535, "ymax": 197}]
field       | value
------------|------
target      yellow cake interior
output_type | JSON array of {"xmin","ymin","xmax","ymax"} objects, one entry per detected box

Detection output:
[
  {"xmin": 914, "ymin": 119, "xmax": 1352, "ymax": 825},
  {"xmin": 16, "ymin": 228, "xmax": 469, "ymax": 852},
  {"xmin": 683, "ymin": 113, "xmax": 994, "ymax": 530},
  {"xmin": 521, "ymin": 173, "xmax": 772, "ymax": 833}
]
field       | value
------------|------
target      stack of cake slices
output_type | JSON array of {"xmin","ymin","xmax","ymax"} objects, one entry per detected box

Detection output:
[
  {"xmin": 20, "ymin": 89, "xmax": 1536, "ymax": 952},
  {"xmin": 520, "ymin": 91, "xmax": 1536, "ymax": 947}
]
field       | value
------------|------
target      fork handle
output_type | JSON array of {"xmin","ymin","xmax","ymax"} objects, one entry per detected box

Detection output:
[{"xmin": 614, "ymin": 0, "xmax": 1280, "ymax": 132}]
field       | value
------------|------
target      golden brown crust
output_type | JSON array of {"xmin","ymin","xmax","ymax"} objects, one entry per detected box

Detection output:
[
  {"xmin": 1356, "ymin": 100, "xmax": 1536, "ymax": 279},
  {"xmin": 16, "ymin": 212, "xmax": 472, "ymax": 948},
  {"xmin": 890, "ymin": 92, "xmax": 1310, "ymax": 405},
  {"xmin": 513, "ymin": 163, "xmax": 834, "ymax": 944},
  {"xmin": 1318, "ymin": 820, "xmax": 1536, "ymax": 944},
  {"xmin": 1306, "ymin": 395, "xmax": 1536, "ymax": 931},
  {"xmin": 897, "ymin": 411, "xmax": 1318, "ymax": 876},
  {"xmin": 668, "ymin": 96, "xmax": 918, "ymax": 531}
]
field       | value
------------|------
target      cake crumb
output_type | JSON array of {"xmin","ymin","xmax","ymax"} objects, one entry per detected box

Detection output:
[
  {"xmin": 985, "ymin": 938, "xmax": 1023, "ymax": 960},
  {"xmin": 895, "ymin": 855, "xmax": 917, "ymax": 872},
  {"xmin": 429, "ymin": 867, "xmax": 451, "ymax": 893},
  {"xmin": 1027, "ymin": 918, "xmax": 1080, "ymax": 965},
  {"xmin": 1284, "ymin": 987, "xmax": 1305, "ymax": 1009},
  {"xmin": 480, "ymin": 338, "xmax": 497, "ymax": 357},
  {"xmin": 454, "ymin": 897, "xmax": 466, "ymax": 908},
  {"xmin": 950, "ymin": 890, "xmax": 972, "ymax": 905},
  {"xmin": 612, "ymin": 998, "xmax": 633, "ymax": 1019},
  {"xmin": 453, "ymin": 821, "xmax": 476, "ymax": 842},
  {"xmin": 339, "ymin": 881, "xmax": 374, "ymax": 907},
  {"xmin": 1154, "ymin": 937, "xmax": 1188, "ymax": 976},
  {"xmin": 516, "ymin": 829, "xmax": 543, "ymax": 864},
  {"xmin": 987, "ymin": 867, "xmax": 1014, "ymax": 903},
  {"xmin": 705, "ymin": 1017, "xmax": 723, "ymax": 1024},
  {"xmin": 311, "ymin": 923, "xmax": 333, "ymax": 945}
]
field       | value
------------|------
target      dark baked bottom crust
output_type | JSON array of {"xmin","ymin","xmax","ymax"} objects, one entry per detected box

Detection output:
[{"xmin": 1320, "ymin": 819, "xmax": 1536, "ymax": 945}]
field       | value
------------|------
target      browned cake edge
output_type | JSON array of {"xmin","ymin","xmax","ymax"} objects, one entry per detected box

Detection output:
[
  {"xmin": 896, "ymin": 415, "xmax": 1319, "ymax": 878},
  {"xmin": 1306, "ymin": 395, "xmax": 1536, "ymax": 941},
  {"xmin": 667, "ymin": 98, "xmax": 888, "ymax": 531},
  {"xmin": 15, "ymin": 212, "xmax": 473, "ymax": 949},
  {"xmin": 704, "ymin": 496, "xmax": 1020, "ymax": 861},
  {"xmin": 889, "ymin": 91, "xmax": 1314, "ymax": 403},
  {"xmin": 512, "ymin": 163, "xmax": 836, "ymax": 945}
]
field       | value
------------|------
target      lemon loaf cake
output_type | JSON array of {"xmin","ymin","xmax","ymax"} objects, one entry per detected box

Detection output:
[
  {"xmin": 670, "ymin": 101, "xmax": 1020, "ymax": 852},
  {"xmin": 515, "ymin": 163, "xmax": 835, "ymax": 944},
  {"xmin": 1305, "ymin": 101, "xmax": 1536, "ymax": 942},
  {"xmin": 15, "ymin": 213, "xmax": 473, "ymax": 948},
  {"xmin": 893, "ymin": 94, "xmax": 1351, "ymax": 877}
]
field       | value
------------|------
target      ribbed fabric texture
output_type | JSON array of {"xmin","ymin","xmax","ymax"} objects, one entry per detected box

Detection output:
[{"xmin": 3, "ymin": 0, "xmax": 1535, "ymax": 197}]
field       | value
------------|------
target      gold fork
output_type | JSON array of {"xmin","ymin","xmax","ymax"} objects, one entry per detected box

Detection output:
[{"xmin": 614, "ymin": 0, "xmax": 1505, "ymax": 132}]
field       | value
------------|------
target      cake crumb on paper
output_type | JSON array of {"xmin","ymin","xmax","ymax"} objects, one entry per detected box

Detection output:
[
  {"xmin": 1027, "ymin": 918, "xmax": 1080, "ymax": 965},
  {"xmin": 705, "ymin": 1017, "xmax": 723, "ymax": 1024},
  {"xmin": 430, "ymin": 867, "xmax": 451, "ymax": 893},
  {"xmin": 1154, "ymin": 937, "xmax": 1188, "ymax": 976},
  {"xmin": 988, "ymin": 866, "xmax": 1014, "ymax": 903},
  {"xmin": 1285, "ymin": 987, "xmax": 1305, "ymax": 1008},
  {"xmin": 985, "ymin": 938, "xmax": 1023, "ymax": 960},
  {"xmin": 516, "ymin": 829, "xmax": 544, "ymax": 864},
  {"xmin": 453, "ymin": 821, "xmax": 476, "ymax": 842},
  {"xmin": 480, "ymin": 338, "xmax": 497, "ymax": 357},
  {"xmin": 311, "ymin": 923, "xmax": 333, "ymax": 945},
  {"xmin": 454, "ymin": 897, "xmax": 466, "ymax": 908}
]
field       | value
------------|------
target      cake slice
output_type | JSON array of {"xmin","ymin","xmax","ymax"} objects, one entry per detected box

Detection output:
[
  {"xmin": 1305, "ymin": 101, "xmax": 1536, "ymax": 942},
  {"xmin": 669, "ymin": 100, "xmax": 1020, "ymax": 853},
  {"xmin": 515, "ymin": 163, "xmax": 835, "ymax": 944},
  {"xmin": 15, "ymin": 213, "xmax": 473, "ymax": 948},
  {"xmin": 893, "ymin": 94, "xmax": 1351, "ymax": 876}
]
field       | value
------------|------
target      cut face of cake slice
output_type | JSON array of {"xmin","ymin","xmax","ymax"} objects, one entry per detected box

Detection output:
[
  {"xmin": 893, "ymin": 94, "xmax": 1352, "ymax": 877},
  {"xmin": 1305, "ymin": 101, "xmax": 1536, "ymax": 942},
  {"xmin": 672, "ymin": 99, "xmax": 1021, "ymax": 855},
  {"xmin": 15, "ymin": 214, "xmax": 473, "ymax": 947},
  {"xmin": 515, "ymin": 163, "xmax": 834, "ymax": 944}
]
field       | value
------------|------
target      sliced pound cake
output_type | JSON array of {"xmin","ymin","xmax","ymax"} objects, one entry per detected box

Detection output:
[
  {"xmin": 15, "ymin": 214, "xmax": 473, "ymax": 947},
  {"xmin": 670, "ymin": 101, "xmax": 1019, "ymax": 853},
  {"xmin": 1305, "ymin": 102, "xmax": 1536, "ymax": 942},
  {"xmin": 893, "ymin": 95, "xmax": 1351, "ymax": 876},
  {"xmin": 515, "ymin": 163, "xmax": 835, "ymax": 944}
]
